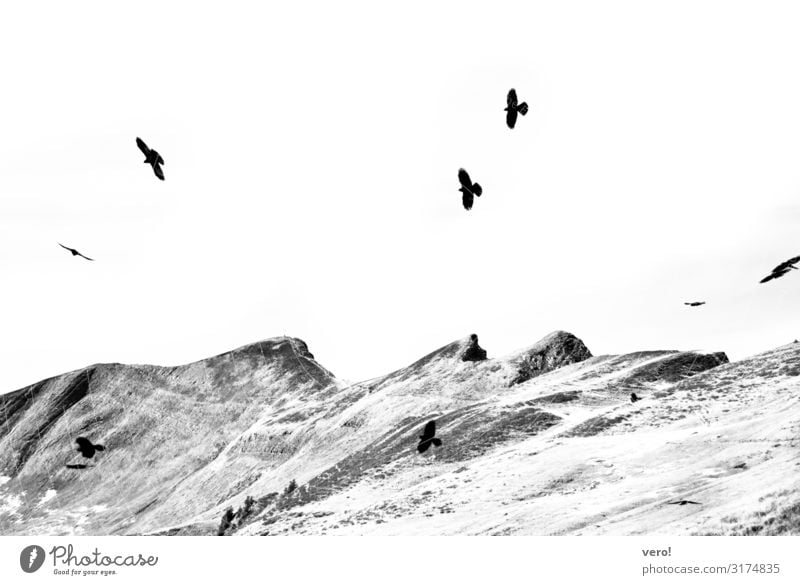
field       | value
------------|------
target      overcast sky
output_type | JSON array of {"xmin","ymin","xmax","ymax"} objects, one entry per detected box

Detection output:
[{"xmin": 2, "ymin": 1, "xmax": 800, "ymax": 393}]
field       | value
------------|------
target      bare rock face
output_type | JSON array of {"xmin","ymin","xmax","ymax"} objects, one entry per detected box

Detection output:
[
  {"xmin": 509, "ymin": 331, "xmax": 593, "ymax": 386},
  {"xmin": 460, "ymin": 334, "xmax": 488, "ymax": 362},
  {"xmin": 622, "ymin": 351, "xmax": 729, "ymax": 385}
]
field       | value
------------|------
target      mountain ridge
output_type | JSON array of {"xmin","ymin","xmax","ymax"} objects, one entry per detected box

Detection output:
[{"xmin": 2, "ymin": 331, "xmax": 798, "ymax": 536}]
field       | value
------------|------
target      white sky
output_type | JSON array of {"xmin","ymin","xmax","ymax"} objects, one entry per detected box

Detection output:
[{"xmin": 2, "ymin": 1, "xmax": 800, "ymax": 393}]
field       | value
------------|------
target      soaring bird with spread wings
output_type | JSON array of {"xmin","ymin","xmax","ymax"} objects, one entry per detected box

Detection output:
[
  {"xmin": 458, "ymin": 168, "xmax": 482, "ymax": 211},
  {"xmin": 760, "ymin": 255, "xmax": 800, "ymax": 283},
  {"xmin": 505, "ymin": 88, "xmax": 529, "ymax": 129},
  {"xmin": 136, "ymin": 137, "xmax": 165, "ymax": 180},
  {"xmin": 417, "ymin": 420, "xmax": 443, "ymax": 453},
  {"xmin": 684, "ymin": 301, "xmax": 706, "ymax": 307},
  {"xmin": 58, "ymin": 243, "xmax": 94, "ymax": 261}
]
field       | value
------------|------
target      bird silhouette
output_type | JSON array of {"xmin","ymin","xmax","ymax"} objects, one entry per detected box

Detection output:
[
  {"xmin": 732, "ymin": 462, "xmax": 747, "ymax": 469},
  {"xmin": 136, "ymin": 137, "xmax": 165, "ymax": 180},
  {"xmin": 684, "ymin": 301, "xmax": 706, "ymax": 307},
  {"xmin": 630, "ymin": 392, "xmax": 640, "ymax": 403},
  {"xmin": 666, "ymin": 500, "xmax": 702, "ymax": 506},
  {"xmin": 65, "ymin": 464, "xmax": 88, "ymax": 470},
  {"xmin": 505, "ymin": 88, "xmax": 529, "ymax": 129},
  {"xmin": 417, "ymin": 420, "xmax": 442, "ymax": 453},
  {"xmin": 75, "ymin": 437, "xmax": 105, "ymax": 459},
  {"xmin": 760, "ymin": 255, "xmax": 800, "ymax": 283},
  {"xmin": 458, "ymin": 168, "xmax": 482, "ymax": 210},
  {"xmin": 58, "ymin": 243, "xmax": 94, "ymax": 261}
]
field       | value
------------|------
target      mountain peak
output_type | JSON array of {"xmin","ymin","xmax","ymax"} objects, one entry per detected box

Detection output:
[{"xmin": 507, "ymin": 330, "xmax": 593, "ymax": 386}]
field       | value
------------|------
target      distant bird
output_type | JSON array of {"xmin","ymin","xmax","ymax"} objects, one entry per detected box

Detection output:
[
  {"xmin": 630, "ymin": 392, "xmax": 640, "ymax": 403},
  {"xmin": 666, "ymin": 500, "xmax": 702, "ymax": 506},
  {"xmin": 684, "ymin": 302, "xmax": 706, "ymax": 307},
  {"xmin": 58, "ymin": 243, "xmax": 94, "ymax": 261},
  {"xmin": 458, "ymin": 168, "xmax": 482, "ymax": 211},
  {"xmin": 504, "ymin": 88, "xmax": 529, "ymax": 129},
  {"xmin": 75, "ymin": 437, "xmax": 105, "ymax": 459},
  {"xmin": 136, "ymin": 137, "xmax": 165, "ymax": 180},
  {"xmin": 417, "ymin": 420, "xmax": 442, "ymax": 453},
  {"xmin": 65, "ymin": 464, "xmax": 88, "ymax": 470},
  {"xmin": 760, "ymin": 255, "xmax": 800, "ymax": 283},
  {"xmin": 732, "ymin": 462, "xmax": 747, "ymax": 469}
]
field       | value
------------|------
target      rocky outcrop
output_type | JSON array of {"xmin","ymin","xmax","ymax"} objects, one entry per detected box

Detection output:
[
  {"xmin": 460, "ymin": 334, "xmax": 487, "ymax": 362},
  {"xmin": 622, "ymin": 351, "xmax": 729, "ymax": 385},
  {"xmin": 509, "ymin": 331, "xmax": 593, "ymax": 386}
]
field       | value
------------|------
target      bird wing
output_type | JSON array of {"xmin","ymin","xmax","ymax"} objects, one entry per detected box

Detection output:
[
  {"xmin": 153, "ymin": 163, "xmax": 165, "ymax": 181},
  {"xmin": 458, "ymin": 168, "xmax": 472, "ymax": 189},
  {"xmin": 58, "ymin": 243, "xmax": 75, "ymax": 253},
  {"xmin": 772, "ymin": 261, "xmax": 791, "ymax": 272},
  {"xmin": 462, "ymin": 190, "xmax": 473, "ymax": 210},
  {"xmin": 136, "ymin": 137, "xmax": 151, "ymax": 156},
  {"xmin": 507, "ymin": 88, "xmax": 517, "ymax": 108},
  {"xmin": 761, "ymin": 269, "xmax": 788, "ymax": 283},
  {"xmin": 75, "ymin": 437, "xmax": 91, "ymax": 449},
  {"xmin": 506, "ymin": 107, "xmax": 517, "ymax": 129},
  {"xmin": 77, "ymin": 252, "xmax": 94, "ymax": 261},
  {"xmin": 422, "ymin": 420, "xmax": 436, "ymax": 440}
]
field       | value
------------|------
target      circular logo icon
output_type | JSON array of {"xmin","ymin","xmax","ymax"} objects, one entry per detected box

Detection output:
[{"xmin": 20, "ymin": 545, "xmax": 46, "ymax": 573}]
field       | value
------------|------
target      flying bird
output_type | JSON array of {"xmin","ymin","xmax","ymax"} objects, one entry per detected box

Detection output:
[
  {"xmin": 666, "ymin": 500, "xmax": 702, "ymax": 506},
  {"xmin": 630, "ymin": 392, "xmax": 640, "ymax": 403},
  {"xmin": 58, "ymin": 243, "xmax": 94, "ymax": 261},
  {"xmin": 417, "ymin": 420, "xmax": 442, "ymax": 453},
  {"xmin": 75, "ymin": 437, "xmax": 105, "ymax": 459},
  {"xmin": 458, "ymin": 168, "xmax": 482, "ymax": 210},
  {"xmin": 684, "ymin": 302, "xmax": 706, "ymax": 307},
  {"xmin": 136, "ymin": 137, "xmax": 165, "ymax": 180},
  {"xmin": 760, "ymin": 255, "xmax": 800, "ymax": 283},
  {"xmin": 504, "ymin": 88, "xmax": 529, "ymax": 129}
]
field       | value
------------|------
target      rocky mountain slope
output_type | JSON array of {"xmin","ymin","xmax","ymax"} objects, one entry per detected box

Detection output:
[{"xmin": 1, "ymin": 331, "xmax": 798, "ymax": 536}]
